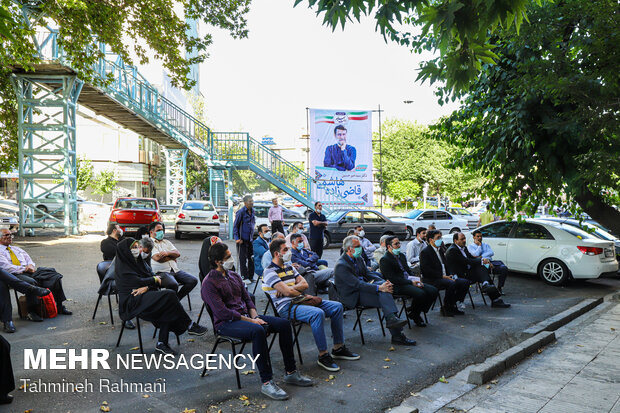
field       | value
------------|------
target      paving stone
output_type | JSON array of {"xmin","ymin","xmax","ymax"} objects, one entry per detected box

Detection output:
[{"xmin": 538, "ymin": 398, "xmax": 603, "ymax": 413}]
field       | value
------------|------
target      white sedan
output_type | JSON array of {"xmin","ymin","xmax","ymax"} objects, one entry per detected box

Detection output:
[
  {"xmin": 393, "ymin": 209, "xmax": 469, "ymax": 239},
  {"xmin": 174, "ymin": 200, "xmax": 220, "ymax": 239},
  {"xmin": 466, "ymin": 219, "xmax": 618, "ymax": 286}
]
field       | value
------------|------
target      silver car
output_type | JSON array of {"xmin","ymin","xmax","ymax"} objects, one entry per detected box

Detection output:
[
  {"xmin": 0, "ymin": 203, "xmax": 19, "ymax": 231},
  {"xmin": 447, "ymin": 207, "xmax": 480, "ymax": 229},
  {"xmin": 174, "ymin": 200, "xmax": 220, "ymax": 239}
]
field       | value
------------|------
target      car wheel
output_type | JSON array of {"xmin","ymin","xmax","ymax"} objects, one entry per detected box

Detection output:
[
  {"xmin": 449, "ymin": 227, "xmax": 460, "ymax": 234},
  {"xmin": 406, "ymin": 226, "xmax": 414, "ymax": 240},
  {"xmin": 175, "ymin": 231, "xmax": 182, "ymax": 240},
  {"xmin": 538, "ymin": 259, "xmax": 570, "ymax": 286},
  {"xmin": 323, "ymin": 232, "xmax": 331, "ymax": 248},
  {"xmin": 38, "ymin": 205, "xmax": 48, "ymax": 213}
]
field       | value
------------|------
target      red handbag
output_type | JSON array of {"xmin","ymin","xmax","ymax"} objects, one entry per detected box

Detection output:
[{"xmin": 41, "ymin": 289, "xmax": 58, "ymax": 318}]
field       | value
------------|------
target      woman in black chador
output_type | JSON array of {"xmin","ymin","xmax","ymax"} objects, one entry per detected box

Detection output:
[{"xmin": 114, "ymin": 238, "xmax": 206, "ymax": 354}]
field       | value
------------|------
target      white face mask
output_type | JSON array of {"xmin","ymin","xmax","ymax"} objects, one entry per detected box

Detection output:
[
  {"xmin": 131, "ymin": 248, "xmax": 140, "ymax": 258},
  {"xmin": 282, "ymin": 250, "xmax": 292, "ymax": 263},
  {"xmin": 264, "ymin": 231, "xmax": 272, "ymax": 239},
  {"xmin": 358, "ymin": 230, "xmax": 365, "ymax": 238},
  {"xmin": 140, "ymin": 251, "xmax": 149, "ymax": 259},
  {"xmin": 117, "ymin": 229, "xmax": 123, "ymax": 237},
  {"xmin": 223, "ymin": 257, "xmax": 235, "ymax": 270}
]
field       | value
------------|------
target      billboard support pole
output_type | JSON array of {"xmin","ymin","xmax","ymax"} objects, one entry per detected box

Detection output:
[{"xmin": 377, "ymin": 104, "xmax": 383, "ymax": 213}]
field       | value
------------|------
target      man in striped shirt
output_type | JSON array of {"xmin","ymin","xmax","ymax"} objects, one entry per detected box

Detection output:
[{"xmin": 262, "ymin": 239, "xmax": 360, "ymax": 372}]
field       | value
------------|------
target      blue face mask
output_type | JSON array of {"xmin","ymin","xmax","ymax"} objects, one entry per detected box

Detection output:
[
  {"xmin": 297, "ymin": 242, "xmax": 304, "ymax": 250},
  {"xmin": 483, "ymin": 263, "xmax": 490, "ymax": 269},
  {"xmin": 435, "ymin": 239, "xmax": 443, "ymax": 247},
  {"xmin": 155, "ymin": 230, "xmax": 164, "ymax": 241},
  {"xmin": 353, "ymin": 246, "xmax": 363, "ymax": 258},
  {"xmin": 392, "ymin": 248, "xmax": 401, "ymax": 255}
]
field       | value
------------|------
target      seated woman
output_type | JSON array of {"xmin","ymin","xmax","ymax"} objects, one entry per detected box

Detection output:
[
  {"xmin": 201, "ymin": 243, "xmax": 312, "ymax": 401},
  {"xmin": 114, "ymin": 238, "xmax": 207, "ymax": 354}
]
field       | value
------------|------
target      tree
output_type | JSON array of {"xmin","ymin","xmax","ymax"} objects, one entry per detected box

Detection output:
[
  {"xmin": 296, "ymin": 0, "xmax": 539, "ymax": 92},
  {"xmin": 92, "ymin": 170, "xmax": 118, "ymax": 202},
  {"xmin": 374, "ymin": 119, "xmax": 483, "ymax": 200},
  {"xmin": 432, "ymin": 0, "xmax": 620, "ymax": 234},
  {"xmin": 0, "ymin": 0, "xmax": 251, "ymax": 173},
  {"xmin": 76, "ymin": 157, "xmax": 94, "ymax": 192},
  {"xmin": 387, "ymin": 180, "xmax": 420, "ymax": 202},
  {"xmin": 186, "ymin": 153, "xmax": 210, "ymax": 197}
]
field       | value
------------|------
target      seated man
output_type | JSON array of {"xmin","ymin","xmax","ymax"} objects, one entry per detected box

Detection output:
[
  {"xmin": 0, "ymin": 267, "xmax": 50, "ymax": 332},
  {"xmin": 373, "ymin": 234, "xmax": 388, "ymax": 265},
  {"xmin": 253, "ymin": 224, "xmax": 271, "ymax": 278},
  {"xmin": 101, "ymin": 223, "xmax": 124, "ymax": 261},
  {"xmin": 405, "ymin": 227, "xmax": 427, "ymax": 275},
  {"xmin": 149, "ymin": 221, "xmax": 198, "ymax": 301},
  {"xmin": 419, "ymin": 230, "xmax": 470, "ymax": 317},
  {"xmin": 263, "ymin": 239, "xmax": 360, "ymax": 372},
  {"xmin": 380, "ymin": 236, "xmax": 438, "ymax": 327},
  {"xmin": 202, "ymin": 242, "xmax": 312, "ymax": 400},
  {"xmin": 446, "ymin": 233, "xmax": 510, "ymax": 308},
  {"xmin": 468, "ymin": 230, "xmax": 508, "ymax": 293},
  {"xmin": 0, "ymin": 228, "xmax": 71, "ymax": 324},
  {"xmin": 261, "ymin": 232, "xmax": 285, "ymax": 272},
  {"xmin": 334, "ymin": 235, "xmax": 415, "ymax": 346},
  {"xmin": 286, "ymin": 222, "xmax": 328, "ymax": 267},
  {"xmin": 290, "ymin": 234, "xmax": 334, "ymax": 289},
  {"xmin": 354, "ymin": 225, "xmax": 377, "ymax": 259}
]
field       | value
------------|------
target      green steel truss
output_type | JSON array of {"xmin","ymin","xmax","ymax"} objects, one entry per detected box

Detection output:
[{"xmin": 165, "ymin": 149, "xmax": 188, "ymax": 205}]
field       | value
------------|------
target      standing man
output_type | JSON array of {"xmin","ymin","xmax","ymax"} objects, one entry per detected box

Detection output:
[
  {"xmin": 323, "ymin": 125, "xmax": 357, "ymax": 171},
  {"xmin": 468, "ymin": 230, "xmax": 509, "ymax": 293},
  {"xmin": 233, "ymin": 195, "xmax": 256, "ymax": 281},
  {"xmin": 308, "ymin": 201, "xmax": 328, "ymax": 258},
  {"xmin": 478, "ymin": 205, "xmax": 495, "ymax": 227},
  {"xmin": 100, "ymin": 223, "xmax": 124, "ymax": 261},
  {"xmin": 269, "ymin": 198, "xmax": 285, "ymax": 235}
]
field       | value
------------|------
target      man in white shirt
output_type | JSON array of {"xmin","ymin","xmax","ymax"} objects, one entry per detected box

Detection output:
[
  {"xmin": 354, "ymin": 225, "xmax": 376, "ymax": 258},
  {"xmin": 268, "ymin": 198, "xmax": 285, "ymax": 235},
  {"xmin": 149, "ymin": 222, "xmax": 198, "ymax": 301},
  {"xmin": 405, "ymin": 227, "xmax": 427, "ymax": 275}
]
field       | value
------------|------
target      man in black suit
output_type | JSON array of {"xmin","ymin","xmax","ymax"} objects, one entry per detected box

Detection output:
[
  {"xmin": 445, "ymin": 233, "xmax": 510, "ymax": 308},
  {"xmin": 380, "ymin": 236, "xmax": 438, "ymax": 327},
  {"xmin": 0, "ymin": 335, "xmax": 14, "ymax": 404},
  {"xmin": 334, "ymin": 235, "xmax": 415, "ymax": 346},
  {"xmin": 419, "ymin": 230, "xmax": 470, "ymax": 316}
]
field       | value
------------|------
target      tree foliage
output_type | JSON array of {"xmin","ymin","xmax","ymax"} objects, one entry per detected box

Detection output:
[
  {"xmin": 432, "ymin": 0, "xmax": 620, "ymax": 234},
  {"xmin": 92, "ymin": 169, "xmax": 118, "ymax": 201},
  {"xmin": 375, "ymin": 119, "xmax": 484, "ymax": 201},
  {"xmin": 296, "ymin": 0, "xmax": 538, "ymax": 92},
  {"xmin": 76, "ymin": 157, "xmax": 94, "ymax": 192}
]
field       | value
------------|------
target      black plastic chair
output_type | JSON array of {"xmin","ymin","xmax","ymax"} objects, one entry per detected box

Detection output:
[
  {"xmin": 330, "ymin": 281, "xmax": 385, "ymax": 345},
  {"xmin": 430, "ymin": 287, "xmax": 476, "ymax": 311},
  {"xmin": 116, "ymin": 317, "xmax": 144, "ymax": 353},
  {"xmin": 200, "ymin": 302, "xmax": 277, "ymax": 389},
  {"xmin": 93, "ymin": 261, "xmax": 116, "ymax": 324},
  {"xmin": 263, "ymin": 292, "xmax": 304, "ymax": 364},
  {"xmin": 393, "ymin": 295, "xmax": 429, "ymax": 328}
]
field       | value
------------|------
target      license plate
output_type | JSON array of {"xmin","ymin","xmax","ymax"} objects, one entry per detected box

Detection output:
[{"xmin": 190, "ymin": 216, "xmax": 203, "ymax": 221}]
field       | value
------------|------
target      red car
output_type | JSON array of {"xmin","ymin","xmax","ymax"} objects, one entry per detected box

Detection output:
[{"xmin": 108, "ymin": 197, "xmax": 161, "ymax": 233}]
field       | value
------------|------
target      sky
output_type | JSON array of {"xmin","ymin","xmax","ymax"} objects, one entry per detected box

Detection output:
[{"xmin": 197, "ymin": 0, "xmax": 460, "ymax": 148}]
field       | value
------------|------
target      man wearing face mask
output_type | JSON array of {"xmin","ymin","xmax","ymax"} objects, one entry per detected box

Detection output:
[
  {"xmin": 308, "ymin": 202, "xmax": 328, "ymax": 258},
  {"xmin": 149, "ymin": 221, "xmax": 198, "ymax": 302},
  {"xmin": 101, "ymin": 223, "xmax": 124, "ymax": 261},
  {"xmin": 290, "ymin": 233, "xmax": 334, "ymax": 290},
  {"xmin": 253, "ymin": 224, "xmax": 272, "ymax": 278},
  {"xmin": 419, "ymin": 230, "xmax": 470, "ymax": 317},
  {"xmin": 354, "ymin": 225, "xmax": 376, "ymax": 258},
  {"xmin": 202, "ymin": 242, "xmax": 313, "ymax": 400},
  {"xmin": 380, "ymin": 236, "xmax": 438, "ymax": 327},
  {"xmin": 285, "ymin": 221, "xmax": 310, "ymax": 251}
]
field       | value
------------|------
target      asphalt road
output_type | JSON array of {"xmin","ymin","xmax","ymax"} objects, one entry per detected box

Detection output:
[{"xmin": 2, "ymin": 233, "xmax": 619, "ymax": 413}]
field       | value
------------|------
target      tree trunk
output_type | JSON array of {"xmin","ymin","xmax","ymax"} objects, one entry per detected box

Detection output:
[{"xmin": 574, "ymin": 188, "xmax": 620, "ymax": 237}]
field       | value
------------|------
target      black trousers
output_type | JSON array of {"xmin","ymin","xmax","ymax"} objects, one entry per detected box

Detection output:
[
  {"xmin": 0, "ymin": 269, "xmax": 37, "ymax": 322},
  {"xmin": 15, "ymin": 272, "xmax": 67, "ymax": 307},
  {"xmin": 425, "ymin": 278, "xmax": 469, "ymax": 308},
  {"xmin": 491, "ymin": 261, "xmax": 508, "ymax": 289},
  {"xmin": 463, "ymin": 266, "xmax": 501, "ymax": 301},
  {"xmin": 0, "ymin": 335, "xmax": 14, "ymax": 396},
  {"xmin": 393, "ymin": 283, "xmax": 439, "ymax": 315},
  {"xmin": 270, "ymin": 220, "xmax": 284, "ymax": 235},
  {"xmin": 157, "ymin": 270, "xmax": 198, "ymax": 300},
  {"xmin": 309, "ymin": 237, "xmax": 324, "ymax": 259},
  {"xmin": 236, "ymin": 240, "xmax": 254, "ymax": 280}
]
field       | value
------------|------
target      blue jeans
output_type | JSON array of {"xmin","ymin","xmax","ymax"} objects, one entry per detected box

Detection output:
[
  {"xmin": 279, "ymin": 300, "xmax": 344, "ymax": 353},
  {"xmin": 217, "ymin": 315, "xmax": 296, "ymax": 383}
]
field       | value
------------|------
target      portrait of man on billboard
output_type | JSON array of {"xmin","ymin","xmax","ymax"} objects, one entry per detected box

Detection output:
[{"xmin": 323, "ymin": 125, "xmax": 356, "ymax": 171}]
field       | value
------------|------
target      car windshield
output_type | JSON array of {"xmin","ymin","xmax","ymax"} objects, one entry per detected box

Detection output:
[
  {"xmin": 115, "ymin": 199, "xmax": 157, "ymax": 209},
  {"xmin": 403, "ymin": 210, "xmax": 423, "ymax": 219},
  {"xmin": 453, "ymin": 208, "xmax": 472, "ymax": 216},
  {"xmin": 182, "ymin": 202, "xmax": 214, "ymax": 211},
  {"xmin": 325, "ymin": 210, "xmax": 346, "ymax": 221}
]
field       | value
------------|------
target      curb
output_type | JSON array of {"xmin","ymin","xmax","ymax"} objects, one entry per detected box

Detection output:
[
  {"xmin": 522, "ymin": 297, "xmax": 603, "ymax": 337},
  {"xmin": 466, "ymin": 297, "xmax": 603, "ymax": 385}
]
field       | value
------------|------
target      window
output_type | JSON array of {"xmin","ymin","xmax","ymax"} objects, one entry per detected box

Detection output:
[
  {"xmin": 182, "ymin": 202, "xmax": 214, "ymax": 211},
  {"xmin": 254, "ymin": 207, "xmax": 269, "ymax": 218},
  {"xmin": 514, "ymin": 223, "xmax": 554, "ymax": 240},
  {"xmin": 480, "ymin": 222, "xmax": 515, "ymax": 238},
  {"xmin": 115, "ymin": 199, "xmax": 158, "ymax": 210},
  {"xmin": 364, "ymin": 212, "xmax": 385, "ymax": 223},
  {"xmin": 419, "ymin": 211, "xmax": 435, "ymax": 220},
  {"xmin": 403, "ymin": 210, "xmax": 423, "ymax": 219},
  {"xmin": 344, "ymin": 211, "xmax": 362, "ymax": 223},
  {"xmin": 435, "ymin": 211, "xmax": 450, "ymax": 220}
]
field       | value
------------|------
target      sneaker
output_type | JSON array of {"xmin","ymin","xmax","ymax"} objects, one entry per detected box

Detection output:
[
  {"xmin": 243, "ymin": 279, "xmax": 252, "ymax": 286},
  {"xmin": 283, "ymin": 370, "xmax": 313, "ymax": 387},
  {"xmin": 261, "ymin": 380, "xmax": 288, "ymax": 400},
  {"xmin": 332, "ymin": 345, "xmax": 360, "ymax": 360},
  {"xmin": 155, "ymin": 342, "xmax": 177, "ymax": 355},
  {"xmin": 317, "ymin": 353, "xmax": 340, "ymax": 371},
  {"xmin": 26, "ymin": 312, "xmax": 43, "ymax": 322},
  {"xmin": 188, "ymin": 322, "xmax": 208, "ymax": 336},
  {"xmin": 124, "ymin": 320, "xmax": 136, "ymax": 330},
  {"xmin": 451, "ymin": 307, "xmax": 465, "ymax": 316}
]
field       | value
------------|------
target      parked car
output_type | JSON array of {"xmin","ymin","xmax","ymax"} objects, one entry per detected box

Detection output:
[
  {"xmin": 538, "ymin": 217, "xmax": 620, "ymax": 265},
  {"xmin": 465, "ymin": 219, "xmax": 618, "ymax": 286},
  {"xmin": 447, "ymin": 207, "xmax": 480, "ymax": 229},
  {"xmin": 392, "ymin": 209, "xmax": 469, "ymax": 239},
  {"xmin": 35, "ymin": 192, "xmax": 107, "ymax": 215},
  {"xmin": 0, "ymin": 203, "xmax": 19, "ymax": 231},
  {"xmin": 108, "ymin": 197, "xmax": 161, "ymax": 234},
  {"xmin": 174, "ymin": 200, "xmax": 220, "ymax": 239},
  {"xmin": 304, "ymin": 209, "xmax": 407, "ymax": 248},
  {"xmin": 252, "ymin": 202, "xmax": 304, "ymax": 237}
]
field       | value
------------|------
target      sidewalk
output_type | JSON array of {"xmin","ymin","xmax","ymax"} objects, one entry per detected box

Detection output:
[{"xmin": 439, "ymin": 300, "xmax": 620, "ymax": 413}]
